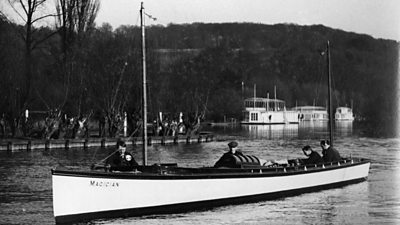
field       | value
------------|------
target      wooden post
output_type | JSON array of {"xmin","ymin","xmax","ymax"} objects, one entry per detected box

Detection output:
[
  {"xmin": 186, "ymin": 136, "xmax": 191, "ymax": 144},
  {"xmin": 161, "ymin": 136, "xmax": 165, "ymax": 145},
  {"xmin": 84, "ymin": 139, "xmax": 89, "ymax": 149},
  {"xmin": 197, "ymin": 135, "xmax": 202, "ymax": 143},
  {"xmin": 131, "ymin": 138, "xmax": 135, "ymax": 146},
  {"xmin": 65, "ymin": 139, "xmax": 70, "ymax": 149},
  {"xmin": 7, "ymin": 141, "xmax": 13, "ymax": 151},
  {"xmin": 45, "ymin": 140, "xmax": 50, "ymax": 150},
  {"xmin": 173, "ymin": 136, "xmax": 178, "ymax": 144},
  {"xmin": 101, "ymin": 138, "xmax": 106, "ymax": 148},
  {"xmin": 27, "ymin": 141, "xmax": 32, "ymax": 151},
  {"xmin": 147, "ymin": 136, "xmax": 152, "ymax": 146}
]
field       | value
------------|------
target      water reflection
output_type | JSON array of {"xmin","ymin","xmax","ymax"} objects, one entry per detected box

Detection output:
[
  {"xmin": 297, "ymin": 121, "xmax": 354, "ymax": 139},
  {"xmin": 335, "ymin": 121, "xmax": 354, "ymax": 136},
  {"xmin": 238, "ymin": 121, "xmax": 354, "ymax": 140},
  {"xmin": 243, "ymin": 124, "xmax": 299, "ymax": 139}
]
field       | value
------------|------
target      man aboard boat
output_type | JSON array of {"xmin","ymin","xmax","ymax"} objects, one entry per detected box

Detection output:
[
  {"xmin": 214, "ymin": 141, "xmax": 245, "ymax": 168},
  {"xmin": 301, "ymin": 145, "xmax": 323, "ymax": 165},
  {"xmin": 214, "ymin": 141, "xmax": 264, "ymax": 168},
  {"xmin": 320, "ymin": 140, "xmax": 341, "ymax": 162},
  {"xmin": 106, "ymin": 140, "xmax": 138, "ymax": 171}
]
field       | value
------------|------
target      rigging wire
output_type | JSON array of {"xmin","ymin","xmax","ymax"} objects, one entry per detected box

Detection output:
[
  {"xmin": 135, "ymin": 11, "xmax": 140, "ymax": 27},
  {"xmin": 92, "ymin": 148, "xmax": 121, "ymax": 166}
]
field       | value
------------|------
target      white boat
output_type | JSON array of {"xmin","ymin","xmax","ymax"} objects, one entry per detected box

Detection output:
[
  {"xmin": 241, "ymin": 97, "xmax": 299, "ymax": 124},
  {"xmin": 335, "ymin": 107, "xmax": 355, "ymax": 121},
  {"xmin": 52, "ymin": 158, "xmax": 370, "ymax": 224},
  {"xmin": 292, "ymin": 106, "xmax": 328, "ymax": 121},
  {"xmin": 51, "ymin": 6, "xmax": 369, "ymax": 223}
]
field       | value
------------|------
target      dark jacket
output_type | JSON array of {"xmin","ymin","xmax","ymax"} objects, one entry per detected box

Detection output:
[
  {"xmin": 322, "ymin": 147, "xmax": 341, "ymax": 162},
  {"xmin": 214, "ymin": 151, "xmax": 244, "ymax": 168},
  {"xmin": 107, "ymin": 151, "xmax": 138, "ymax": 171},
  {"xmin": 303, "ymin": 151, "xmax": 323, "ymax": 165}
]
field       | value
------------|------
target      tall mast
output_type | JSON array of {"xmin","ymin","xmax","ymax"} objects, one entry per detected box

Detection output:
[
  {"xmin": 140, "ymin": 2, "xmax": 148, "ymax": 166},
  {"xmin": 326, "ymin": 41, "xmax": 333, "ymax": 146}
]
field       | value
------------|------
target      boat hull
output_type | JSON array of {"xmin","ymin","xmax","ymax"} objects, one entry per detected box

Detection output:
[{"xmin": 52, "ymin": 159, "xmax": 370, "ymax": 224}]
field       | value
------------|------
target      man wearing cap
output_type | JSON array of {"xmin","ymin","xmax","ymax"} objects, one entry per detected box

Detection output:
[
  {"xmin": 320, "ymin": 140, "xmax": 341, "ymax": 162},
  {"xmin": 214, "ymin": 141, "xmax": 244, "ymax": 168},
  {"xmin": 107, "ymin": 140, "xmax": 138, "ymax": 171},
  {"xmin": 301, "ymin": 145, "xmax": 323, "ymax": 165}
]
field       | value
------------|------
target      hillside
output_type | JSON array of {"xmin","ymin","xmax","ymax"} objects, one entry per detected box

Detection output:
[
  {"xmin": 145, "ymin": 23, "xmax": 398, "ymax": 134},
  {"xmin": 0, "ymin": 20, "xmax": 398, "ymax": 136}
]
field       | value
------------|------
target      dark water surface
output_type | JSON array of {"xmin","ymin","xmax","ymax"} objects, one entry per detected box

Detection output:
[{"xmin": 0, "ymin": 122, "xmax": 399, "ymax": 225}]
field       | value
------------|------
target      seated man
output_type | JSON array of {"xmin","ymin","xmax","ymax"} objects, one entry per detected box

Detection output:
[
  {"xmin": 320, "ymin": 140, "xmax": 341, "ymax": 162},
  {"xmin": 214, "ymin": 141, "xmax": 243, "ymax": 168},
  {"xmin": 301, "ymin": 145, "xmax": 323, "ymax": 165},
  {"xmin": 107, "ymin": 140, "xmax": 138, "ymax": 171}
]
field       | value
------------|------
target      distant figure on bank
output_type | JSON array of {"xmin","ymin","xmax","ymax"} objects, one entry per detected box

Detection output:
[
  {"xmin": 107, "ymin": 140, "xmax": 138, "ymax": 171},
  {"xmin": 320, "ymin": 140, "xmax": 341, "ymax": 162},
  {"xmin": 301, "ymin": 145, "xmax": 323, "ymax": 165},
  {"xmin": 214, "ymin": 141, "xmax": 244, "ymax": 168}
]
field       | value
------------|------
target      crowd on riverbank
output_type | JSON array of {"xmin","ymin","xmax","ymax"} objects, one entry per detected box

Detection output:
[{"xmin": 0, "ymin": 109, "xmax": 203, "ymax": 140}]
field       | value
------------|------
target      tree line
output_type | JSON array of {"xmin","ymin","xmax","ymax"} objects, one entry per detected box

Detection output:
[{"xmin": 0, "ymin": 1, "xmax": 398, "ymax": 138}]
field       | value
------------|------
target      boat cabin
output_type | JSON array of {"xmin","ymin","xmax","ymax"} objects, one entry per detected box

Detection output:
[
  {"xmin": 242, "ymin": 97, "xmax": 299, "ymax": 124},
  {"xmin": 335, "ymin": 107, "xmax": 354, "ymax": 121},
  {"xmin": 292, "ymin": 106, "xmax": 328, "ymax": 121}
]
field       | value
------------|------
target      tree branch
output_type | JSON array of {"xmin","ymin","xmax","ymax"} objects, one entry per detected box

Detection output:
[
  {"xmin": 31, "ymin": 13, "xmax": 58, "ymax": 24},
  {"xmin": 8, "ymin": 0, "xmax": 27, "ymax": 22},
  {"xmin": 18, "ymin": 0, "xmax": 28, "ymax": 16}
]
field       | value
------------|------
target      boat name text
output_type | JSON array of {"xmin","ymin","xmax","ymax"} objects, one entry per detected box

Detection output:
[{"xmin": 90, "ymin": 180, "xmax": 119, "ymax": 187}]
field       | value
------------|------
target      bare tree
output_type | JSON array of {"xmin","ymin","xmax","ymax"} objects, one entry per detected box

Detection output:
[
  {"xmin": 3, "ymin": 0, "xmax": 58, "ymax": 136},
  {"xmin": 55, "ymin": 0, "xmax": 99, "ymax": 55},
  {"xmin": 54, "ymin": 0, "xmax": 100, "ymax": 117},
  {"xmin": 6, "ymin": 0, "xmax": 57, "ymax": 102}
]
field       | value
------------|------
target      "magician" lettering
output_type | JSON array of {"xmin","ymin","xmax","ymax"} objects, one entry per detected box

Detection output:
[{"xmin": 90, "ymin": 180, "xmax": 119, "ymax": 187}]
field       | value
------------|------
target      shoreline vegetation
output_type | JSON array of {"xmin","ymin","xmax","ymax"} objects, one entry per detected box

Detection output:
[{"xmin": 0, "ymin": 2, "xmax": 398, "ymax": 139}]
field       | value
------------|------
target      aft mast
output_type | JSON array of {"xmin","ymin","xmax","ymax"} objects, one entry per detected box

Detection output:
[
  {"xmin": 140, "ymin": 2, "xmax": 148, "ymax": 166},
  {"xmin": 326, "ymin": 41, "xmax": 333, "ymax": 147}
]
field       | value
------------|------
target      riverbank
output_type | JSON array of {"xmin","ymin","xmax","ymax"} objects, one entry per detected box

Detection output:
[{"xmin": 0, "ymin": 133, "xmax": 214, "ymax": 151}]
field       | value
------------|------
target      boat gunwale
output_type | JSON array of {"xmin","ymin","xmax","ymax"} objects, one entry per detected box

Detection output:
[{"xmin": 52, "ymin": 158, "xmax": 370, "ymax": 180}]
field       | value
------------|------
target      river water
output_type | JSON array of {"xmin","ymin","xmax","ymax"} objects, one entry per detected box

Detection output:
[{"xmin": 0, "ymin": 122, "xmax": 399, "ymax": 225}]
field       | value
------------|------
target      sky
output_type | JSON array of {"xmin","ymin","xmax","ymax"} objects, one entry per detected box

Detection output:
[{"xmin": 96, "ymin": 0, "xmax": 400, "ymax": 41}]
